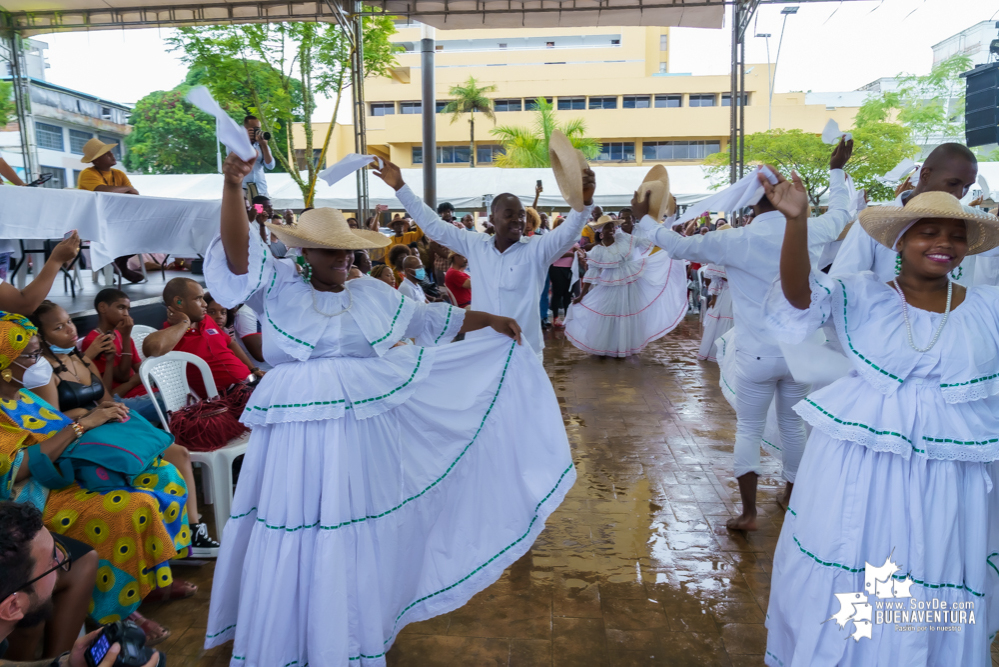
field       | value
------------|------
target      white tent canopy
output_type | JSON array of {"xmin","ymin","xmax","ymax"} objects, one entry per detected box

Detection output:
[{"xmin": 129, "ymin": 165, "xmax": 726, "ymax": 212}]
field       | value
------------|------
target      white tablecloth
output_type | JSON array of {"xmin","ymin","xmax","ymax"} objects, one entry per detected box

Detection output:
[{"xmin": 0, "ymin": 186, "xmax": 221, "ymax": 268}]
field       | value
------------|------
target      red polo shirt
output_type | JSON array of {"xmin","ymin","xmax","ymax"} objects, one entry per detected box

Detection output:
[
  {"xmin": 81, "ymin": 329, "xmax": 147, "ymax": 398},
  {"xmin": 163, "ymin": 318, "xmax": 250, "ymax": 398}
]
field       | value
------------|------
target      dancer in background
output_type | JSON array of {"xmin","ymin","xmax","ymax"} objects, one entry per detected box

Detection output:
[
  {"xmin": 697, "ymin": 264, "xmax": 733, "ymax": 363},
  {"xmin": 762, "ymin": 166, "xmax": 999, "ymax": 666}
]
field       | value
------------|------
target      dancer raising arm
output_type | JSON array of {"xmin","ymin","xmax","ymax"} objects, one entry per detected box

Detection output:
[{"xmin": 762, "ymin": 166, "xmax": 999, "ymax": 666}]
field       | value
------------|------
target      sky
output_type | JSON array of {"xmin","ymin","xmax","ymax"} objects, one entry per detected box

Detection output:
[{"xmin": 33, "ymin": 0, "xmax": 999, "ymax": 123}]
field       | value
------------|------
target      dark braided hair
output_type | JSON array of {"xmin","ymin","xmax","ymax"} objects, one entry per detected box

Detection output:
[
  {"xmin": 0, "ymin": 501, "xmax": 44, "ymax": 602},
  {"xmin": 30, "ymin": 300, "xmax": 85, "ymax": 376}
]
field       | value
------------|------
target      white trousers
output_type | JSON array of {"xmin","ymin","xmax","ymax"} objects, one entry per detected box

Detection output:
[{"xmin": 733, "ymin": 351, "xmax": 810, "ymax": 483}]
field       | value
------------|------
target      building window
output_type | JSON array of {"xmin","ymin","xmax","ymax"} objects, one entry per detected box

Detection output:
[
  {"xmin": 435, "ymin": 45, "xmax": 443, "ymax": 51},
  {"xmin": 546, "ymin": 42, "xmax": 555, "ymax": 48},
  {"xmin": 38, "ymin": 166, "xmax": 65, "ymax": 188},
  {"xmin": 557, "ymin": 97, "xmax": 585, "ymax": 111},
  {"xmin": 655, "ymin": 95, "xmax": 682, "ymax": 108},
  {"xmin": 595, "ymin": 142, "xmax": 635, "ymax": 162},
  {"xmin": 688, "ymin": 94, "xmax": 717, "ymax": 107},
  {"xmin": 413, "ymin": 146, "xmax": 472, "ymax": 164},
  {"xmin": 413, "ymin": 146, "xmax": 422, "ymax": 164},
  {"xmin": 498, "ymin": 43, "xmax": 507, "ymax": 49},
  {"xmin": 400, "ymin": 102, "xmax": 422, "ymax": 114},
  {"xmin": 588, "ymin": 96, "xmax": 617, "ymax": 110},
  {"xmin": 69, "ymin": 129, "xmax": 93, "ymax": 155},
  {"xmin": 622, "ymin": 96, "xmax": 651, "ymax": 109},
  {"xmin": 721, "ymin": 93, "xmax": 748, "ymax": 107},
  {"xmin": 97, "ymin": 136, "xmax": 121, "ymax": 158},
  {"xmin": 73, "ymin": 169, "xmax": 82, "ymax": 187},
  {"xmin": 611, "ymin": 39, "xmax": 621, "ymax": 45},
  {"xmin": 658, "ymin": 62, "xmax": 668, "ymax": 74},
  {"xmin": 476, "ymin": 144, "xmax": 505, "ymax": 164},
  {"xmin": 35, "ymin": 123, "xmax": 64, "ymax": 151},
  {"xmin": 525, "ymin": 97, "xmax": 553, "ymax": 110},
  {"xmin": 494, "ymin": 99, "xmax": 522, "ymax": 112},
  {"xmin": 642, "ymin": 140, "xmax": 721, "ymax": 160},
  {"xmin": 435, "ymin": 100, "xmax": 450, "ymax": 113},
  {"xmin": 370, "ymin": 102, "xmax": 395, "ymax": 116},
  {"xmin": 660, "ymin": 34, "xmax": 668, "ymax": 51}
]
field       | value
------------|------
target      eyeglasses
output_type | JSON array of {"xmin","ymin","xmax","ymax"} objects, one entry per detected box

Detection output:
[
  {"xmin": 15, "ymin": 537, "xmax": 72, "ymax": 593},
  {"xmin": 17, "ymin": 350, "xmax": 41, "ymax": 362}
]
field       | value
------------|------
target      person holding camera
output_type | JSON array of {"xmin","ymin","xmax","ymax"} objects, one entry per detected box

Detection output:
[
  {"xmin": 0, "ymin": 502, "xmax": 160, "ymax": 667},
  {"xmin": 241, "ymin": 115, "xmax": 276, "ymax": 198}
]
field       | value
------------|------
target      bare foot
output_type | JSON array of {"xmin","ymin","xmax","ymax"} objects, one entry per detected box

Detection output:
[
  {"xmin": 776, "ymin": 482, "xmax": 793, "ymax": 512},
  {"xmin": 726, "ymin": 513, "xmax": 758, "ymax": 531}
]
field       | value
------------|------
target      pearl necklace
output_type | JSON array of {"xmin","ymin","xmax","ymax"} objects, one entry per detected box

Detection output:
[
  {"xmin": 891, "ymin": 278, "xmax": 952, "ymax": 353},
  {"xmin": 310, "ymin": 283, "xmax": 352, "ymax": 317}
]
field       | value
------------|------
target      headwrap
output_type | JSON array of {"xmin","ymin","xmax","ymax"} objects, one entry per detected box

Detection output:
[{"xmin": 0, "ymin": 312, "xmax": 36, "ymax": 371}]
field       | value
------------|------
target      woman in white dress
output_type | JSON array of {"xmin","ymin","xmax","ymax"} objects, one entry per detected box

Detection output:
[
  {"xmin": 203, "ymin": 154, "xmax": 577, "ymax": 666},
  {"xmin": 760, "ymin": 169, "xmax": 999, "ymax": 666},
  {"xmin": 563, "ymin": 218, "xmax": 687, "ymax": 357},
  {"xmin": 697, "ymin": 263, "xmax": 733, "ymax": 362}
]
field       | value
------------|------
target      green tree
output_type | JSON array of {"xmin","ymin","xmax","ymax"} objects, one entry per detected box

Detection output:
[
  {"xmin": 856, "ymin": 54, "xmax": 973, "ymax": 148},
  {"xmin": 168, "ymin": 17, "xmax": 399, "ymax": 205},
  {"xmin": 123, "ymin": 86, "xmax": 219, "ymax": 174},
  {"xmin": 440, "ymin": 77, "xmax": 496, "ymax": 168},
  {"xmin": 490, "ymin": 97, "xmax": 601, "ymax": 168},
  {"xmin": 0, "ymin": 80, "xmax": 15, "ymax": 128}
]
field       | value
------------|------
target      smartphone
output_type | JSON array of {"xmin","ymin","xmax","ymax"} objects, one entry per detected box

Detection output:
[
  {"xmin": 536, "ymin": 180, "xmax": 542, "ymax": 188},
  {"xmin": 63, "ymin": 229, "xmax": 77, "ymax": 240},
  {"xmin": 85, "ymin": 630, "xmax": 112, "ymax": 667}
]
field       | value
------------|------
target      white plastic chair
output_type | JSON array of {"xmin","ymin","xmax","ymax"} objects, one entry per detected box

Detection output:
[
  {"xmin": 138, "ymin": 351, "xmax": 249, "ymax": 547},
  {"xmin": 130, "ymin": 325, "xmax": 156, "ymax": 362}
]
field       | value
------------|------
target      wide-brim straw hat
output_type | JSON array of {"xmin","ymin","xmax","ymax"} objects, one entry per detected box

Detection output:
[
  {"xmin": 549, "ymin": 130, "xmax": 590, "ymax": 212},
  {"xmin": 266, "ymin": 207, "xmax": 390, "ymax": 251},
  {"xmin": 859, "ymin": 191, "xmax": 999, "ymax": 256},
  {"xmin": 80, "ymin": 137, "xmax": 116, "ymax": 163},
  {"xmin": 636, "ymin": 165, "xmax": 672, "ymax": 221},
  {"xmin": 588, "ymin": 214, "xmax": 616, "ymax": 229}
]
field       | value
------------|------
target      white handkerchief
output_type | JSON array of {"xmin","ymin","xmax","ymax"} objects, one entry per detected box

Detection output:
[
  {"xmin": 318, "ymin": 153, "xmax": 384, "ymax": 187},
  {"xmin": 821, "ymin": 118, "xmax": 853, "ymax": 145},
  {"xmin": 979, "ymin": 175, "xmax": 991, "ymax": 202},
  {"xmin": 675, "ymin": 166, "xmax": 776, "ymax": 226},
  {"xmin": 882, "ymin": 158, "xmax": 917, "ymax": 183},
  {"xmin": 186, "ymin": 86, "xmax": 256, "ymax": 162}
]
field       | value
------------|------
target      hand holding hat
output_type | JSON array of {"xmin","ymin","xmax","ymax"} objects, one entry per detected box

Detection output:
[{"xmin": 549, "ymin": 130, "xmax": 594, "ymax": 212}]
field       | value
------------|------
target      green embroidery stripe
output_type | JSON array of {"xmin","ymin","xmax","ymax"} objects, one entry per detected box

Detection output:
[
  {"xmin": 265, "ymin": 272, "xmax": 315, "ymax": 349},
  {"xmin": 803, "ymin": 398, "xmax": 914, "ymax": 447},
  {"xmin": 249, "ymin": 242, "xmax": 268, "ymax": 296},
  {"xmin": 762, "ymin": 438, "xmax": 781, "ymax": 452},
  {"xmin": 229, "ymin": 508, "xmax": 257, "ymax": 520},
  {"xmin": 248, "ymin": 349, "xmax": 426, "ymax": 413},
  {"xmin": 766, "ymin": 649, "xmax": 786, "ymax": 667},
  {"xmin": 922, "ymin": 436, "xmax": 999, "ymax": 447},
  {"xmin": 988, "ymin": 552, "xmax": 999, "ymax": 579},
  {"xmin": 353, "ymin": 349, "xmax": 425, "ymax": 405},
  {"xmin": 433, "ymin": 306, "xmax": 455, "ymax": 345},
  {"xmin": 835, "ymin": 278, "xmax": 902, "ymax": 384},
  {"xmin": 371, "ymin": 298, "xmax": 406, "ymax": 346},
  {"xmin": 787, "ymin": 506, "xmax": 796, "ymax": 516},
  {"xmin": 205, "ymin": 623, "xmax": 236, "ymax": 638},
  {"xmin": 233, "ymin": 653, "xmax": 306, "ymax": 666},
  {"xmin": 792, "ymin": 535, "xmax": 984, "ymax": 597},
  {"xmin": 940, "ymin": 372, "xmax": 999, "ymax": 389},
  {"xmin": 253, "ymin": 342, "xmax": 516, "ymax": 532}
]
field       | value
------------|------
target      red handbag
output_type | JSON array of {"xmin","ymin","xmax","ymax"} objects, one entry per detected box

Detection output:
[{"xmin": 168, "ymin": 393, "xmax": 248, "ymax": 452}]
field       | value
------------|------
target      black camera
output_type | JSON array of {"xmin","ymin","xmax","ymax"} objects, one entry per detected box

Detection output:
[
  {"xmin": 255, "ymin": 128, "xmax": 271, "ymax": 142},
  {"xmin": 85, "ymin": 620, "xmax": 163, "ymax": 667}
]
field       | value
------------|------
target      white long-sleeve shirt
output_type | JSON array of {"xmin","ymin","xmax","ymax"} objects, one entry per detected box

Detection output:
[
  {"xmin": 241, "ymin": 142, "xmax": 277, "ymax": 197},
  {"xmin": 396, "ymin": 184, "xmax": 592, "ymax": 357},
  {"xmin": 398, "ymin": 277, "xmax": 428, "ymax": 303},
  {"xmin": 830, "ymin": 192, "xmax": 999, "ymax": 286},
  {"xmin": 636, "ymin": 169, "xmax": 852, "ymax": 357}
]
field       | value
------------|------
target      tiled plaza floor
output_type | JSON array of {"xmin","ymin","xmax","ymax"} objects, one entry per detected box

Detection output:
[{"xmin": 140, "ymin": 317, "xmax": 999, "ymax": 666}]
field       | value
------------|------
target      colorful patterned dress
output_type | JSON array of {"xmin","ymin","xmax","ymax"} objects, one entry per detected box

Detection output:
[{"xmin": 0, "ymin": 389, "xmax": 191, "ymax": 622}]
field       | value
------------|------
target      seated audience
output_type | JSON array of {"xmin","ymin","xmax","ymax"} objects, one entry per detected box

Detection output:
[
  {"xmin": 397, "ymin": 256, "xmax": 428, "ymax": 303},
  {"xmin": 204, "ymin": 295, "xmax": 265, "ymax": 378},
  {"xmin": 30, "ymin": 302, "xmax": 219, "ymax": 558},
  {"xmin": 444, "ymin": 254, "xmax": 472, "ymax": 308},
  {"xmin": 79, "ymin": 289, "xmax": 161, "ymax": 425},
  {"xmin": 353, "ymin": 250, "xmax": 372, "ymax": 275},
  {"xmin": 388, "ymin": 245, "xmax": 410, "ymax": 288},
  {"xmin": 0, "ymin": 314, "xmax": 191, "ymax": 644},
  {"xmin": 142, "ymin": 278, "xmax": 252, "ymax": 397},
  {"xmin": 370, "ymin": 264, "xmax": 396, "ymax": 288}
]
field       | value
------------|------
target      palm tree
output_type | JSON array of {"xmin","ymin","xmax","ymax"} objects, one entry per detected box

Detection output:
[
  {"xmin": 491, "ymin": 97, "xmax": 601, "ymax": 168},
  {"xmin": 440, "ymin": 77, "xmax": 496, "ymax": 168}
]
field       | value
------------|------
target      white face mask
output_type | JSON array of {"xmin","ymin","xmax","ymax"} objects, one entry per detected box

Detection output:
[{"xmin": 15, "ymin": 357, "xmax": 53, "ymax": 389}]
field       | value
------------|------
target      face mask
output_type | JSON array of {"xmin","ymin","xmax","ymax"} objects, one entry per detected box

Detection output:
[
  {"xmin": 48, "ymin": 344, "xmax": 77, "ymax": 355},
  {"xmin": 15, "ymin": 358, "xmax": 53, "ymax": 389},
  {"xmin": 413, "ymin": 268, "xmax": 427, "ymax": 281}
]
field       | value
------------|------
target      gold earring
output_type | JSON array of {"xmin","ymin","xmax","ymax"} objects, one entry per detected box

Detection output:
[{"xmin": 1, "ymin": 368, "xmax": 12, "ymax": 382}]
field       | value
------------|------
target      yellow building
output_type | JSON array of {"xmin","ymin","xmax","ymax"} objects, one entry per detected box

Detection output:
[{"xmin": 293, "ymin": 24, "xmax": 862, "ymax": 170}]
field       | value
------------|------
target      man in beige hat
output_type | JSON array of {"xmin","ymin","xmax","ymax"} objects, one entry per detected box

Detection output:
[{"xmin": 77, "ymin": 138, "xmax": 138, "ymax": 195}]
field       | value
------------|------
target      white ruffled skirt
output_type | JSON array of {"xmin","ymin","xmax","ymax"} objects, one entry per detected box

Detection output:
[
  {"xmin": 563, "ymin": 251, "xmax": 687, "ymax": 358},
  {"xmin": 697, "ymin": 286, "xmax": 733, "ymax": 362},
  {"xmin": 204, "ymin": 333, "xmax": 575, "ymax": 666}
]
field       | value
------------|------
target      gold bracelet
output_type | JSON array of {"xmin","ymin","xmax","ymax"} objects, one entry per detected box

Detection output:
[{"xmin": 70, "ymin": 422, "xmax": 84, "ymax": 439}]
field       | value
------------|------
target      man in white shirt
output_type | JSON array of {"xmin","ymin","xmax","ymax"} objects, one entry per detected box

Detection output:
[
  {"xmin": 397, "ymin": 255, "xmax": 429, "ymax": 304},
  {"xmin": 375, "ymin": 159, "xmax": 595, "ymax": 360},
  {"xmin": 631, "ymin": 140, "xmax": 853, "ymax": 532},
  {"xmin": 832, "ymin": 143, "xmax": 981, "ymax": 283},
  {"xmin": 241, "ymin": 115, "xmax": 276, "ymax": 197}
]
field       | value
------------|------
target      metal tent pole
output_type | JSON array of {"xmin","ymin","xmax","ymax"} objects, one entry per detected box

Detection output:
[
  {"xmin": 728, "ymin": 2, "xmax": 739, "ymax": 184},
  {"xmin": 421, "ymin": 24, "xmax": 436, "ymax": 209},
  {"xmin": 8, "ymin": 33, "xmax": 36, "ymax": 182},
  {"xmin": 738, "ymin": 33, "xmax": 746, "ymax": 179},
  {"xmin": 351, "ymin": 3, "xmax": 369, "ymax": 221}
]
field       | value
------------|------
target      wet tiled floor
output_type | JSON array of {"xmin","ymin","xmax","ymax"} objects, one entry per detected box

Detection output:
[{"xmin": 140, "ymin": 318, "xmax": 999, "ymax": 666}]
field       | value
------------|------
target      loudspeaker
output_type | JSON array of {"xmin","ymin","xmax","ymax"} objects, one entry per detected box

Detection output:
[{"xmin": 961, "ymin": 63, "xmax": 999, "ymax": 148}]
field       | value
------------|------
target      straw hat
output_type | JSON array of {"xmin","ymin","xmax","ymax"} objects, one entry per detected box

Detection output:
[
  {"xmin": 717, "ymin": 223, "xmax": 732, "ymax": 231},
  {"xmin": 265, "ymin": 208, "xmax": 390, "ymax": 251},
  {"xmin": 859, "ymin": 191, "xmax": 999, "ymax": 255},
  {"xmin": 636, "ymin": 165, "xmax": 672, "ymax": 221},
  {"xmin": 549, "ymin": 130, "xmax": 590, "ymax": 212},
  {"xmin": 588, "ymin": 214, "xmax": 616, "ymax": 229},
  {"xmin": 80, "ymin": 138, "xmax": 117, "ymax": 163}
]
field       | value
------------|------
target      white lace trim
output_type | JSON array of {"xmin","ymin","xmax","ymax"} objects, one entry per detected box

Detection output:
[
  {"xmin": 763, "ymin": 274, "xmax": 831, "ymax": 345},
  {"xmin": 940, "ymin": 375, "xmax": 999, "ymax": 405}
]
